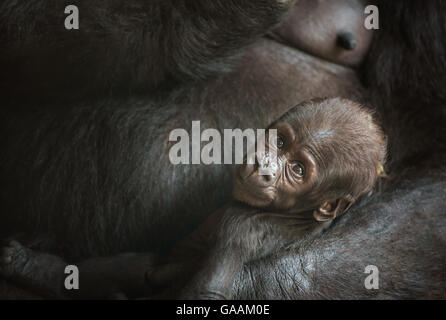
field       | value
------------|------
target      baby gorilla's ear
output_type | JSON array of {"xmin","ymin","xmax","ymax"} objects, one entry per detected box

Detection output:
[{"xmin": 313, "ymin": 198, "xmax": 354, "ymax": 222}]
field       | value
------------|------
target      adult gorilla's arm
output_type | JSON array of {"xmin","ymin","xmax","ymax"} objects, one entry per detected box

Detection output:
[
  {"xmin": 1, "ymin": 169, "xmax": 444, "ymax": 299},
  {"xmin": 232, "ymin": 171, "xmax": 446, "ymax": 299},
  {"xmin": 0, "ymin": 0, "xmax": 292, "ymax": 99}
]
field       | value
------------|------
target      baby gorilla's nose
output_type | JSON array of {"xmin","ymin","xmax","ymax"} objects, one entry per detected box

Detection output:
[
  {"xmin": 257, "ymin": 152, "xmax": 279, "ymax": 179},
  {"xmin": 240, "ymin": 151, "xmax": 279, "ymax": 183}
]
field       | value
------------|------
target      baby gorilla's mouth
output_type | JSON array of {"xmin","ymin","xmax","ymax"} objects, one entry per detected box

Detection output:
[{"xmin": 233, "ymin": 168, "xmax": 276, "ymax": 208}]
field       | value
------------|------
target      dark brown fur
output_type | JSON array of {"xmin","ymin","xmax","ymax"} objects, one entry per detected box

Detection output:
[{"xmin": 0, "ymin": 0, "xmax": 445, "ymax": 299}]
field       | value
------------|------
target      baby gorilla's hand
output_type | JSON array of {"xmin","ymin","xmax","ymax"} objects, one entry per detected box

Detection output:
[
  {"xmin": 143, "ymin": 208, "xmax": 230, "ymax": 298},
  {"xmin": 144, "ymin": 204, "xmax": 264, "ymax": 299}
]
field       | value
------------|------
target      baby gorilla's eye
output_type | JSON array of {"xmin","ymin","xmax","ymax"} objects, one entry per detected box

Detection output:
[
  {"xmin": 292, "ymin": 163, "xmax": 305, "ymax": 177},
  {"xmin": 277, "ymin": 135, "xmax": 284, "ymax": 149}
]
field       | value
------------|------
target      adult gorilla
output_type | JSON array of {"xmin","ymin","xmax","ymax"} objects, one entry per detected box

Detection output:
[{"xmin": 0, "ymin": 0, "xmax": 445, "ymax": 298}]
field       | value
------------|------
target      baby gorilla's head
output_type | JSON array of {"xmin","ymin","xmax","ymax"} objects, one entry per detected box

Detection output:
[{"xmin": 233, "ymin": 98, "xmax": 386, "ymax": 221}]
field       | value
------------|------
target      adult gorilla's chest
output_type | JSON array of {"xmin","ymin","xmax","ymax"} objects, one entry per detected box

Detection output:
[{"xmin": 0, "ymin": 39, "xmax": 364, "ymax": 259}]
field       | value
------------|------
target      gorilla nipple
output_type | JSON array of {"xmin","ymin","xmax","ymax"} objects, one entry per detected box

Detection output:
[{"xmin": 337, "ymin": 32, "xmax": 357, "ymax": 51}]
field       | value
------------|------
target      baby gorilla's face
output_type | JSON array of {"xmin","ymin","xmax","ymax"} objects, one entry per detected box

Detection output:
[
  {"xmin": 233, "ymin": 121, "xmax": 318, "ymax": 212},
  {"xmin": 233, "ymin": 98, "xmax": 387, "ymax": 220}
]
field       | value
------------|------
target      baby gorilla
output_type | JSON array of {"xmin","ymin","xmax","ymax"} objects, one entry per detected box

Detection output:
[
  {"xmin": 168, "ymin": 98, "xmax": 386, "ymax": 299},
  {"xmin": 235, "ymin": 98, "xmax": 386, "ymax": 221},
  {"xmin": 0, "ymin": 98, "xmax": 386, "ymax": 299}
]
